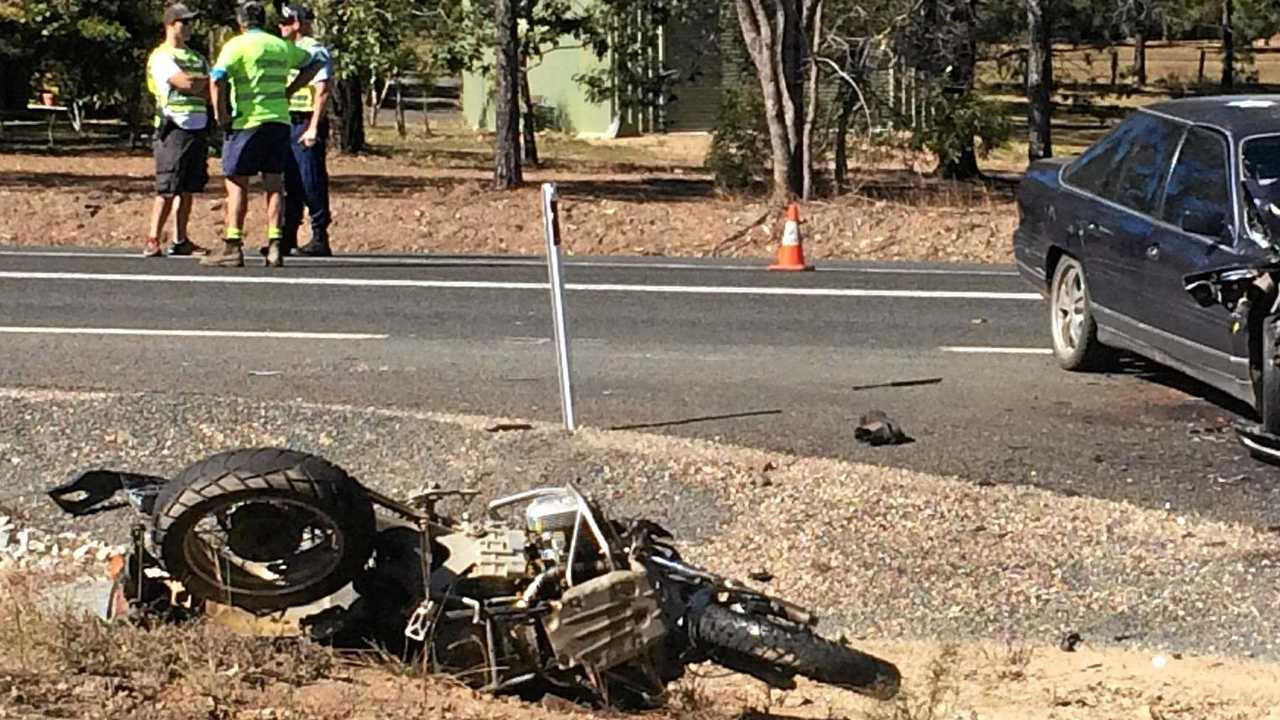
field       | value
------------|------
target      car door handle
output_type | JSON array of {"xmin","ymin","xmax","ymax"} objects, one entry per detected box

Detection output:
[{"xmin": 1146, "ymin": 244, "xmax": 1161, "ymax": 260}]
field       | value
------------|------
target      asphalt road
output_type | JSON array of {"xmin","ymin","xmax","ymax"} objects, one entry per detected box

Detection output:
[{"xmin": 2, "ymin": 248, "xmax": 1277, "ymax": 529}]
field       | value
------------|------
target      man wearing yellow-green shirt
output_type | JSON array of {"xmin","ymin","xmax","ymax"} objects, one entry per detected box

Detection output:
[{"xmin": 203, "ymin": 1, "xmax": 324, "ymax": 268}]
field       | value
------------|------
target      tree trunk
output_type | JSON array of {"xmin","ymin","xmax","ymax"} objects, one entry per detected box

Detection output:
[
  {"xmin": 394, "ymin": 75, "xmax": 407, "ymax": 138},
  {"xmin": 1133, "ymin": 30, "xmax": 1147, "ymax": 86},
  {"xmin": 519, "ymin": 0, "xmax": 540, "ymax": 167},
  {"xmin": 520, "ymin": 68, "xmax": 540, "ymax": 167},
  {"xmin": 1110, "ymin": 48, "xmax": 1119, "ymax": 86},
  {"xmin": 734, "ymin": 0, "xmax": 820, "ymax": 204},
  {"xmin": 941, "ymin": 0, "xmax": 981, "ymax": 180},
  {"xmin": 335, "ymin": 74, "xmax": 366, "ymax": 154},
  {"xmin": 834, "ymin": 82, "xmax": 853, "ymax": 194},
  {"xmin": 1222, "ymin": 0, "xmax": 1235, "ymax": 89},
  {"xmin": 368, "ymin": 71, "xmax": 379, "ymax": 127},
  {"xmin": 801, "ymin": 1, "xmax": 823, "ymax": 200},
  {"xmin": 494, "ymin": 0, "xmax": 523, "ymax": 190},
  {"xmin": 1026, "ymin": 0, "xmax": 1053, "ymax": 161}
]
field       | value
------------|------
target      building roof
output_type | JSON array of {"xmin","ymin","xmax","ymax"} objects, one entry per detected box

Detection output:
[{"xmin": 1144, "ymin": 95, "xmax": 1280, "ymax": 139}]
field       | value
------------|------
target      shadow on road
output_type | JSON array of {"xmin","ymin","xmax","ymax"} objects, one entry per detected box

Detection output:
[{"xmin": 1111, "ymin": 352, "xmax": 1257, "ymax": 421}]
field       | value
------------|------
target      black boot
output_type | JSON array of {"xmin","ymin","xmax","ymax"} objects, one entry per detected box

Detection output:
[{"xmin": 297, "ymin": 239, "xmax": 332, "ymax": 257}]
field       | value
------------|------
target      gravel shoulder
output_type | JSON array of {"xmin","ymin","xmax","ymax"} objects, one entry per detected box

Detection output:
[{"xmin": 2, "ymin": 385, "xmax": 1277, "ymax": 665}]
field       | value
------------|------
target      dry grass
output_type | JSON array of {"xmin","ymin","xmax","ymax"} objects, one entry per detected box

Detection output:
[
  {"xmin": 0, "ymin": 572, "xmax": 336, "ymax": 719},
  {"xmin": 863, "ymin": 645, "xmax": 961, "ymax": 720}
]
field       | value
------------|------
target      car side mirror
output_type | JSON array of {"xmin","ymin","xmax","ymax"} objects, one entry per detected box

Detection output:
[{"xmin": 1180, "ymin": 208, "xmax": 1228, "ymax": 237}]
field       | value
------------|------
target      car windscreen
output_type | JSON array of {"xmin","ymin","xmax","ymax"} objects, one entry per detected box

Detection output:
[
  {"xmin": 1243, "ymin": 135, "xmax": 1280, "ymax": 184},
  {"xmin": 1241, "ymin": 135, "xmax": 1280, "ymax": 245}
]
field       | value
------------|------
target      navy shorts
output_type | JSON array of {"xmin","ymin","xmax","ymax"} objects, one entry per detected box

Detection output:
[{"xmin": 221, "ymin": 122, "xmax": 291, "ymax": 177}]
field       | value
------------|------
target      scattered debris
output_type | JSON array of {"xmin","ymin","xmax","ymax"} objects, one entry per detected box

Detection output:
[
  {"xmin": 749, "ymin": 569, "xmax": 775, "ymax": 583},
  {"xmin": 248, "ymin": 370, "xmax": 283, "ymax": 377},
  {"xmin": 486, "ymin": 422, "xmax": 535, "ymax": 433},
  {"xmin": 855, "ymin": 411, "xmax": 910, "ymax": 446},
  {"xmin": 1060, "ymin": 632, "xmax": 1083, "ymax": 652},
  {"xmin": 851, "ymin": 377, "xmax": 943, "ymax": 392}
]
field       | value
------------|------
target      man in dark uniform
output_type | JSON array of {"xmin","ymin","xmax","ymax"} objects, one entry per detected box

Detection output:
[{"xmin": 278, "ymin": 4, "xmax": 334, "ymax": 257}]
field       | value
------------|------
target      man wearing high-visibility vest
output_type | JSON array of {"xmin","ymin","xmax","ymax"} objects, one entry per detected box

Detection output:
[
  {"xmin": 144, "ymin": 3, "xmax": 210, "ymax": 258},
  {"xmin": 203, "ymin": 1, "xmax": 325, "ymax": 268},
  {"xmin": 278, "ymin": 4, "xmax": 334, "ymax": 257}
]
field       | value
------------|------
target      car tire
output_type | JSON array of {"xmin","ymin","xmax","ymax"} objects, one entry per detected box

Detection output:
[{"xmin": 1049, "ymin": 256, "xmax": 1110, "ymax": 371}]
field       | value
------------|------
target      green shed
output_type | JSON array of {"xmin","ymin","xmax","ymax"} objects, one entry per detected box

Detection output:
[{"xmin": 462, "ymin": 5, "xmax": 724, "ymax": 138}]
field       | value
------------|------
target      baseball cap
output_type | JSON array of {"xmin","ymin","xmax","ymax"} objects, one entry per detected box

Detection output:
[
  {"xmin": 280, "ymin": 4, "xmax": 315, "ymax": 22},
  {"xmin": 163, "ymin": 3, "xmax": 200, "ymax": 24}
]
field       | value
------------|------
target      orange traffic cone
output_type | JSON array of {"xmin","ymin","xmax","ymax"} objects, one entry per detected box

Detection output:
[{"xmin": 769, "ymin": 203, "xmax": 814, "ymax": 271}]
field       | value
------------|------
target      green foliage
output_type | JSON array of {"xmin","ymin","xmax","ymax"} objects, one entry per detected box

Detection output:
[
  {"xmin": 1, "ymin": 0, "xmax": 158, "ymax": 115},
  {"xmin": 705, "ymin": 83, "xmax": 769, "ymax": 192},
  {"xmin": 913, "ymin": 91, "xmax": 1012, "ymax": 169}
]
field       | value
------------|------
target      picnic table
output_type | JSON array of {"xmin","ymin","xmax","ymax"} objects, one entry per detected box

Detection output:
[{"xmin": 0, "ymin": 103, "xmax": 81, "ymax": 146}]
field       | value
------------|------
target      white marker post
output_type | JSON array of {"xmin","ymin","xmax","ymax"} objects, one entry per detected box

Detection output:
[{"xmin": 542, "ymin": 183, "xmax": 577, "ymax": 433}]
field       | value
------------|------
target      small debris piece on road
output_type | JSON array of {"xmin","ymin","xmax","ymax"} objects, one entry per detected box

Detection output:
[
  {"xmin": 1059, "ymin": 631, "xmax": 1083, "ymax": 652},
  {"xmin": 850, "ymin": 378, "xmax": 943, "ymax": 392},
  {"xmin": 486, "ymin": 423, "xmax": 535, "ymax": 433},
  {"xmin": 855, "ymin": 411, "xmax": 909, "ymax": 446}
]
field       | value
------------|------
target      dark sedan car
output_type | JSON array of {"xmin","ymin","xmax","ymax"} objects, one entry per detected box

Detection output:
[{"xmin": 1014, "ymin": 95, "xmax": 1280, "ymax": 434}]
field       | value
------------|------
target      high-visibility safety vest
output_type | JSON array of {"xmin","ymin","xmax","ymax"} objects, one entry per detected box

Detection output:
[
  {"xmin": 211, "ymin": 29, "xmax": 313, "ymax": 130},
  {"xmin": 288, "ymin": 36, "xmax": 329, "ymax": 113},
  {"xmin": 146, "ymin": 43, "xmax": 208, "ymax": 127}
]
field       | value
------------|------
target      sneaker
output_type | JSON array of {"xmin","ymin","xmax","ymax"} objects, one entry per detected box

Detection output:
[
  {"xmin": 142, "ymin": 239, "xmax": 164, "ymax": 258},
  {"xmin": 297, "ymin": 241, "xmax": 332, "ymax": 257},
  {"xmin": 169, "ymin": 239, "xmax": 208, "ymax": 256},
  {"xmin": 200, "ymin": 240, "xmax": 244, "ymax": 268},
  {"xmin": 258, "ymin": 242, "xmax": 295, "ymax": 258}
]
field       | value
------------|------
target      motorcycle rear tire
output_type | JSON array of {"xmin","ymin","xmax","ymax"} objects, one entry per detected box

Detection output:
[
  {"xmin": 693, "ymin": 604, "xmax": 900, "ymax": 700},
  {"xmin": 152, "ymin": 448, "xmax": 376, "ymax": 613}
]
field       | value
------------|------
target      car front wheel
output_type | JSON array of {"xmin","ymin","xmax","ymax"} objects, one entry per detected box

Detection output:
[{"xmin": 1049, "ymin": 256, "xmax": 1109, "ymax": 370}]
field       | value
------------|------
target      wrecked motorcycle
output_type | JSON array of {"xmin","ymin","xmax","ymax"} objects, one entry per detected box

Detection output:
[{"xmin": 50, "ymin": 448, "xmax": 900, "ymax": 707}]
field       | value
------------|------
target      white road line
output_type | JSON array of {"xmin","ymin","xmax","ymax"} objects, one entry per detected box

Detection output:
[
  {"xmin": 0, "ymin": 249, "xmax": 1019, "ymax": 276},
  {"xmin": 940, "ymin": 346, "xmax": 1053, "ymax": 355},
  {"xmin": 0, "ymin": 271, "xmax": 1040, "ymax": 301},
  {"xmin": 0, "ymin": 326, "xmax": 388, "ymax": 340}
]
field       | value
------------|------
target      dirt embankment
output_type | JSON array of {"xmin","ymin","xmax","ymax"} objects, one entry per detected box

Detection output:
[{"xmin": 0, "ymin": 152, "xmax": 1016, "ymax": 264}]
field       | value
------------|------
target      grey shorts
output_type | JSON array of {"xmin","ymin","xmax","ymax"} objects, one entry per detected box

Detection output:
[{"xmin": 154, "ymin": 124, "xmax": 209, "ymax": 196}]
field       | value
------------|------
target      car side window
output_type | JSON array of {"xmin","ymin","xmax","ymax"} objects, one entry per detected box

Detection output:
[
  {"xmin": 1104, "ymin": 115, "xmax": 1184, "ymax": 215},
  {"xmin": 1162, "ymin": 126, "xmax": 1230, "ymax": 233},
  {"xmin": 1065, "ymin": 113, "xmax": 1183, "ymax": 214}
]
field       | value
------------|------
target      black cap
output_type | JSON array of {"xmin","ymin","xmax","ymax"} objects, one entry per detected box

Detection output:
[
  {"xmin": 280, "ymin": 4, "xmax": 315, "ymax": 22},
  {"xmin": 163, "ymin": 3, "xmax": 200, "ymax": 24},
  {"xmin": 237, "ymin": 1, "xmax": 267, "ymax": 28}
]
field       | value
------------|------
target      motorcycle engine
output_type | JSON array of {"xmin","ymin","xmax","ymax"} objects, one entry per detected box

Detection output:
[{"xmin": 526, "ymin": 491, "xmax": 581, "ymax": 565}]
